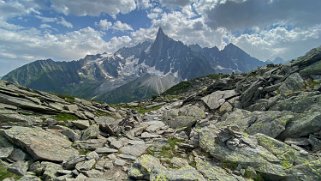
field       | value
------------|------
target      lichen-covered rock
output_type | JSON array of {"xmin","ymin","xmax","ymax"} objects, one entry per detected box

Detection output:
[
  {"xmin": 195, "ymin": 157, "xmax": 241, "ymax": 181},
  {"xmin": 129, "ymin": 154, "xmax": 205, "ymax": 181},
  {"xmin": 199, "ymin": 126, "xmax": 288, "ymax": 179},
  {"xmin": 218, "ymin": 109, "xmax": 294, "ymax": 138}
]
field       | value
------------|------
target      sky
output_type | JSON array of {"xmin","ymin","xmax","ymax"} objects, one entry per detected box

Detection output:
[{"xmin": 1, "ymin": 0, "xmax": 321, "ymax": 76}]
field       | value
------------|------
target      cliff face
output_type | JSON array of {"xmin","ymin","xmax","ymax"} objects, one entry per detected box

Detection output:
[{"xmin": 1, "ymin": 46, "xmax": 321, "ymax": 180}]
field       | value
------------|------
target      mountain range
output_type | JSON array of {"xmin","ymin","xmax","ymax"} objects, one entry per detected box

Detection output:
[{"xmin": 2, "ymin": 27, "xmax": 266, "ymax": 103}]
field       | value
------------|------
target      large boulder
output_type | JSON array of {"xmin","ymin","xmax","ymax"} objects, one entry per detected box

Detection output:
[
  {"xmin": 199, "ymin": 126, "xmax": 314, "ymax": 179},
  {"xmin": 3, "ymin": 126, "xmax": 78, "ymax": 162},
  {"xmin": 163, "ymin": 104, "xmax": 205, "ymax": 129},
  {"xmin": 201, "ymin": 90, "xmax": 238, "ymax": 110},
  {"xmin": 218, "ymin": 109, "xmax": 294, "ymax": 138},
  {"xmin": 129, "ymin": 154, "xmax": 205, "ymax": 180},
  {"xmin": 279, "ymin": 111, "xmax": 321, "ymax": 139},
  {"xmin": 278, "ymin": 73, "xmax": 305, "ymax": 96}
]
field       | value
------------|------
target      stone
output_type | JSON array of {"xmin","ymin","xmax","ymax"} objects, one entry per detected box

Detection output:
[
  {"xmin": 129, "ymin": 154, "xmax": 205, "ymax": 180},
  {"xmin": 284, "ymin": 138, "xmax": 310, "ymax": 146},
  {"xmin": 279, "ymin": 73, "xmax": 305, "ymax": 96},
  {"xmin": 83, "ymin": 169, "xmax": 103, "ymax": 178},
  {"xmin": 114, "ymin": 159, "xmax": 127, "ymax": 166},
  {"xmin": 41, "ymin": 161, "xmax": 63, "ymax": 180},
  {"xmin": 95, "ymin": 116, "xmax": 121, "ymax": 136},
  {"xmin": 86, "ymin": 151, "xmax": 99, "ymax": 160},
  {"xmin": 56, "ymin": 125, "xmax": 80, "ymax": 142},
  {"xmin": 95, "ymin": 147, "xmax": 118, "ymax": 154},
  {"xmin": 108, "ymin": 137, "xmax": 124, "ymax": 149},
  {"xmin": 0, "ymin": 113, "xmax": 42, "ymax": 127},
  {"xmin": 75, "ymin": 159, "xmax": 96, "ymax": 171},
  {"xmin": 199, "ymin": 126, "xmax": 291, "ymax": 179},
  {"xmin": 201, "ymin": 90, "xmax": 238, "ymax": 110},
  {"xmin": 72, "ymin": 120, "xmax": 90, "ymax": 130},
  {"xmin": 287, "ymin": 159, "xmax": 321, "ymax": 180},
  {"xmin": 195, "ymin": 157, "xmax": 240, "ymax": 181},
  {"xmin": 219, "ymin": 101, "xmax": 233, "ymax": 113},
  {"xmin": 308, "ymin": 134, "xmax": 321, "ymax": 152},
  {"xmin": 280, "ymin": 111, "xmax": 321, "ymax": 138},
  {"xmin": 84, "ymin": 111, "xmax": 95, "ymax": 120},
  {"xmin": 118, "ymin": 154, "xmax": 136, "ymax": 161},
  {"xmin": 218, "ymin": 109, "xmax": 293, "ymax": 138},
  {"xmin": 145, "ymin": 121, "xmax": 165, "ymax": 133},
  {"xmin": 63, "ymin": 156, "xmax": 86, "ymax": 170},
  {"xmin": 140, "ymin": 132, "xmax": 161, "ymax": 139},
  {"xmin": 75, "ymin": 138, "xmax": 107, "ymax": 151},
  {"xmin": 81, "ymin": 124, "xmax": 100, "ymax": 140},
  {"xmin": 0, "ymin": 135, "xmax": 14, "ymax": 159},
  {"xmin": 178, "ymin": 105, "xmax": 206, "ymax": 119},
  {"xmin": 8, "ymin": 161, "xmax": 28, "ymax": 176},
  {"xmin": 64, "ymin": 104, "xmax": 79, "ymax": 112},
  {"xmin": 18, "ymin": 175, "xmax": 42, "ymax": 181},
  {"xmin": 8, "ymin": 148, "xmax": 26, "ymax": 162},
  {"xmin": 239, "ymin": 80, "xmax": 265, "ymax": 108},
  {"xmin": 119, "ymin": 144, "xmax": 149, "ymax": 157},
  {"xmin": 163, "ymin": 116, "xmax": 197, "ymax": 129},
  {"xmin": 3, "ymin": 126, "xmax": 78, "ymax": 162}
]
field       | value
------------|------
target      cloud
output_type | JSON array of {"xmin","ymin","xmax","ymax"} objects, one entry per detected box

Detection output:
[
  {"xmin": 159, "ymin": 0, "xmax": 192, "ymax": 8},
  {"xmin": 36, "ymin": 15, "xmax": 73, "ymax": 28},
  {"xmin": 113, "ymin": 21, "xmax": 133, "ymax": 31},
  {"xmin": 0, "ymin": 0, "xmax": 41, "ymax": 20},
  {"xmin": 201, "ymin": 0, "xmax": 321, "ymax": 30},
  {"xmin": 96, "ymin": 20, "xmax": 133, "ymax": 31},
  {"xmin": 97, "ymin": 19, "xmax": 113, "ymax": 30},
  {"xmin": 50, "ymin": 0, "xmax": 137, "ymax": 17}
]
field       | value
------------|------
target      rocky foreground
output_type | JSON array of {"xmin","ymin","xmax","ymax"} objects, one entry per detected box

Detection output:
[{"xmin": 1, "ymin": 47, "xmax": 321, "ymax": 180}]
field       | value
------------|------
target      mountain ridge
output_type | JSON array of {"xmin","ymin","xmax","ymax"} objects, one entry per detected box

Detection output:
[{"xmin": 2, "ymin": 27, "xmax": 266, "ymax": 103}]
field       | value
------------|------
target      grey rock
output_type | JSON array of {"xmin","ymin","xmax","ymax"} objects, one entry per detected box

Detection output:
[
  {"xmin": 95, "ymin": 147, "xmax": 118, "ymax": 154},
  {"xmin": 83, "ymin": 169, "xmax": 103, "ymax": 178},
  {"xmin": 140, "ymin": 132, "xmax": 161, "ymax": 139},
  {"xmin": 280, "ymin": 111, "xmax": 321, "ymax": 138},
  {"xmin": 195, "ymin": 157, "xmax": 240, "ymax": 181},
  {"xmin": 64, "ymin": 104, "xmax": 79, "ymax": 112},
  {"xmin": 0, "ymin": 135, "xmax": 14, "ymax": 158},
  {"xmin": 75, "ymin": 159, "xmax": 96, "ymax": 171},
  {"xmin": 202, "ymin": 90, "xmax": 238, "ymax": 110},
  {"xmin": 8, "ymin": 148, "xmax": 26, "ymax": 162},
  {"xmin": 145, "ymin": 121, "xmax": 165, "ymax": 133},
  {"xmin": 8, "ymin": 161, "xmax": 28, "ymax": 176},
  {"xmin": 72, "ymin": 120, "xmax": 90, "ymax": 130},
  {"xmin": 95, "ymin": 116, "xmax": 121, "ymax": 136},
  {"xmin": 0, "ymin": 113, "xmax": 42, "ymax": 127},
  {"xmin": 81, "ymin": 124, "xmax": 100, "ymax": 140},
  {"xmin": 56, "ymin": 125, "xmax": 80, "ymax": 142},
  {"xmin": 63, "ymin": 156, "xmax": 86, "ymax": 170},
  {"xmin": 41, "ymin": 161, "xmax": 63, "ymax": 180},
  {"xmin": 240, "ymin": 80, "xmax": 265, "ymax": 108},
  {"xmin": 114, "ymin": 159, "xmax": 127, "ymax": 166},
  {"xmin": 3, "ymin": 126, "xmax": 78, "ymax": 162},
  {"xmin": 119, "ymin": 144, "xmax": 148, "ymax": 157},
  {"xmin": 164, "ymin": 115, "xmax": 197, "ymax": 129},
  {"xmin": 18, "ymin": 175, "xmax": 41, "ymax": 181},
  {"xmin": 308, "ymin": 134, "xmax": 321, "ymax": 152},
  {"xmin": 279, "ymin": 73, "xmax": 305, "ymax": 96},
  {"xmin": 86, "ymin": 151, "xmax": 99, "ymax": 160}
]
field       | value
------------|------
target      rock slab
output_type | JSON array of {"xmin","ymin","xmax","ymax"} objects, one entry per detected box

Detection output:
[{"xmin": 3, "ymin": 126, "xmax": 78, "ymax": 162}]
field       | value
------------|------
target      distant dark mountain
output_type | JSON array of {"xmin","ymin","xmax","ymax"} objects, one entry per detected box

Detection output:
[
  {"xmin": 2, "ymin": 27, "xmax": 266, "ymax": 103},
  {"xmin": 266, "ymin": 57, "xmax": 288, "ymax": 64}
]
